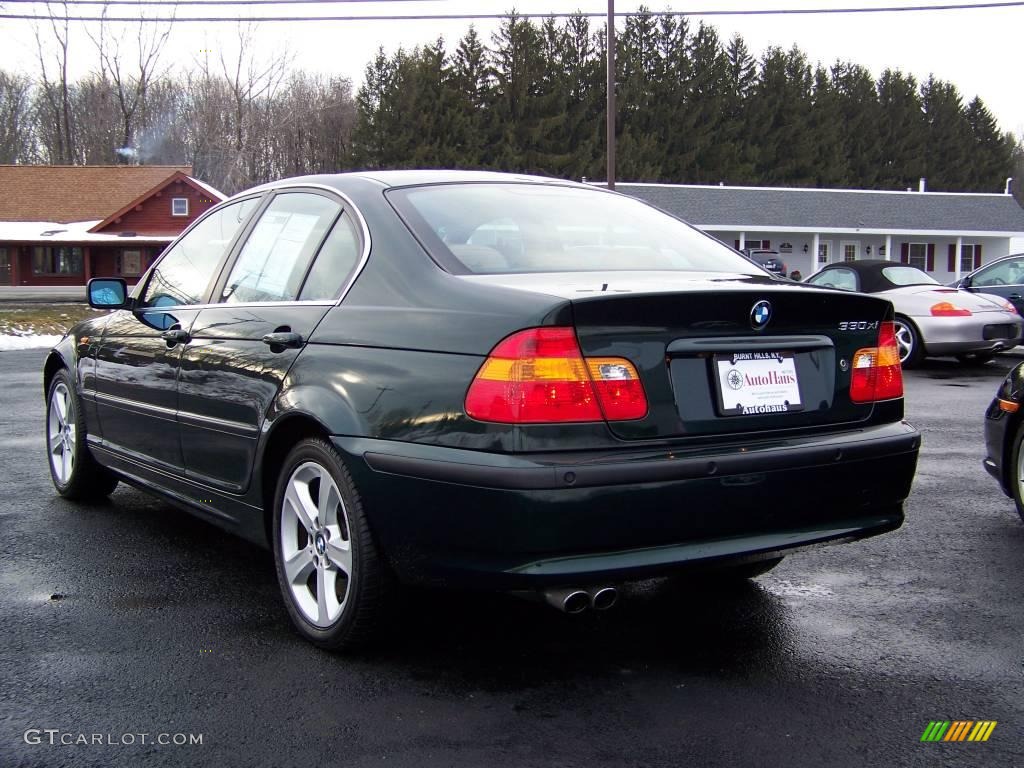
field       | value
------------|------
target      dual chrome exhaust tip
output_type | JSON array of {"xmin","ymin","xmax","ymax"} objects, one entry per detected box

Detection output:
[{"xmin": 542, "ymin": 586, "xmax": 618, "ymax": 614}]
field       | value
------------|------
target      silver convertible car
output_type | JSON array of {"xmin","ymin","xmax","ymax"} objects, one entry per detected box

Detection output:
[{"xmin": 806, "ymin": 260, "xmax": 1021, "ymax": 367}]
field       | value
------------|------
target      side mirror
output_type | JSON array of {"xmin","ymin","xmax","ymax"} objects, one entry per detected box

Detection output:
[
  {"xmin": 88, "ymin": 278, "xmax": 128, "ymax": 309},
  {"xmin": 959, "ymin": 276, "xmax": 972, "ymax": 288}
]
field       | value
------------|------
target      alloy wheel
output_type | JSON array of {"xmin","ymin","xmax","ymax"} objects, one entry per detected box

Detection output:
[
  {"xmin": 48, "ymin": 382, "xmax": 76, "ymax": 485},
  {"xmin": 893, "ymin": 321, "xmax": 914, "ymax": 365},
  {"xmin": 279, "ymin": 461, "xmax": 353, "ymax": 628}
]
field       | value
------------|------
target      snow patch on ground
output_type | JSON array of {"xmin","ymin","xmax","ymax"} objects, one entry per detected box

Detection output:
[
  {"xmin": 0, "ymin": 334, "xmax": 64, "ymax": 351},
  {"xmin": 762, "ymin": 580, "xmax": 836, "ymax": 598}
]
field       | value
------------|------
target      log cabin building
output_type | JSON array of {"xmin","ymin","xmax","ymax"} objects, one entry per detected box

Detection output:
[{"xmin": 0, "ymin": 165, "xmax": 225, "ymax": 287}]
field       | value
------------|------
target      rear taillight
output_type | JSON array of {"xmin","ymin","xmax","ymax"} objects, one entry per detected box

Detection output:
[
  {"xmin": 849, "ymin": 321, "xmax": 904, "ymax": 403},
  {"xmin": 930, "ymin": 301, "xmax": 971, "ymax": 317},
  {"xmin": 465, "ymin": 327, "xmax": 648, "ymax": 423},
  {"xmin": 586, "ymin": 358, "xmax": 648, "ymax": 420}
]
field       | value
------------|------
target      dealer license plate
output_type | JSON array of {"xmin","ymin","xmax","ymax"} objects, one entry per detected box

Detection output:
[{"xmin": 714, "ymin": 351, "xmax": 803, "ymax": 416}]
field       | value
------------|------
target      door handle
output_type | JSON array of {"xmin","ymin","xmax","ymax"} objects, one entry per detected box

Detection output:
[
  {"xmin": 1008, "ymin": 294, "xmax": 1022, "ymax": 300},
  {"xmin": 262, "ymin": 331, "xmax": 304, "ymax": 349},
  {"xmin": 161, "ymin": 328, "xmax": 190, "ymax": 344}
]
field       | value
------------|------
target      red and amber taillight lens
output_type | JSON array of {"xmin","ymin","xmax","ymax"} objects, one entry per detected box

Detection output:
[
  {"xmin": 930, "ymin": 301, "xmax": 971, "ymax": 317},
  {"xmin": 465, "ymin": 327, "xmax": 647, "ymax": 423},
  {"xmin": 849, "ymin": 321, "xmax": 904, "ymax": 403}
]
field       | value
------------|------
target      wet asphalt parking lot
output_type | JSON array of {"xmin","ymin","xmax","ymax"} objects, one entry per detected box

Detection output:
[{"xmin": 1, "ymin": 347, "xmax": 1023, "ymax": 768}]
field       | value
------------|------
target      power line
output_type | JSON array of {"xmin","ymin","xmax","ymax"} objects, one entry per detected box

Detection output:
[
  {"xmin": 2, "ymin": 0, "xmax": 434, "ymax": 4},
  {"xmin": 2, "ymin": 1, "xmax": 1023, "ymax": 21}
]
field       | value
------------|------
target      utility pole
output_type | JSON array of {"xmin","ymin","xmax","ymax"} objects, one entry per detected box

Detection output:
[{"xmin": 606, "ymin": 0, "xmax": 616, "ymax": 190}]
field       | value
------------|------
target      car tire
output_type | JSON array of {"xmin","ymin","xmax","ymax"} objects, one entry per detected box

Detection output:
[
  {"xmin": 1008, "ymin": 421, "xmax": 1024, "ymax": 525},
  {"xmin": 272, "ymin": 438, "xmax": 392, "ymax": 651},
  {"xmin": 725, "ymin": 557, "xmax": 784, "ymax": 579},
  {"xmin": 955, "ymin": 352, "xmax": 995, "ymax": 366},
  {"xmin": 893, "ymin": 316, "xmax": 923, "ymax": 368},
  {"xmin": 46, "ymin": 368, "xmax": 119, "ymax": 500}
]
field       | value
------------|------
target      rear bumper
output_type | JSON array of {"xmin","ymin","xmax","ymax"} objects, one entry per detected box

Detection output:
[
  {"xmin": 916, "ymin": 313, "xmax": 1021, "ymax": 355},
  {"xmin": 335, "ymin": 421, "xmax": 920, "ymax": 589}
]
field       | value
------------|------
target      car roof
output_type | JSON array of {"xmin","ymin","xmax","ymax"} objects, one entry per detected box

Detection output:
[
  {"xmin": 239, "ymin": 170, "xmax": 584, "ymax": 197},
  {"xmin": 818, "ymin": 259, "xmax": 925, "ymax": 293},
  {"xmin": 967, "ymin": 251, "xmax": 1024, "ymax": 274}
]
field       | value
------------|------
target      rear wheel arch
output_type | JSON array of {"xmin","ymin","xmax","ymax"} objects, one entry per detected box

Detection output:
[{"xmin": 259, "ymin": 413, "xmax": 333, "ymax": 544}]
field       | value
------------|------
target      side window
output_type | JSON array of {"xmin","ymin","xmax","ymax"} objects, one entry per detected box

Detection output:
[
  {"xmin": 222, "ymin": 193, "xmax": 341, "ymax": 304},
  {"xmin": 973, "ymin": 258, "xmax": 1024, "ymax": 287},
  {"xmin": 299, "ymin": 212, "xmax": 362, "ymax": 301},
  {"xmin": 142, "ymin": 197, "xmax": 259, "ymax": 307},
  {"xmin": 809, "ymin": 268, "xmax": 857, "ymax": 291}
]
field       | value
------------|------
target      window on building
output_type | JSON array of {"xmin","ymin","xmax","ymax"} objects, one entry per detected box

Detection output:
[
  {"xmin": 171, "ymin": 197, "xmax": 189, "ymax": 216},
  {"xmin": 32, "ymin": 246, "xmax": 83, "ymax": 275},
  {"xmin": 843, "ymin": 244, "xmax": 857, "ymax": 262},
  {"xmin": 818, "ymin": 241, "xmax": 831, "ymax": 263},
  {"xmin": 960, "ymin": 244, "xmax": 980, "ymax": 273},
  {"xmin": 907, "ymin": 243, "xmax": 928, "ymax": 271},
  {"xmin": 118, "ymin": 249, "xmax": 142, "ymax": 277}
]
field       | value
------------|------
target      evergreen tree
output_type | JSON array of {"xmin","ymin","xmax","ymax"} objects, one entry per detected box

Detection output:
[
  {"xmin": 682, "ymin": 22, "xmax": 730, "ymax": 183},
  {"xmin": 807, "ymin": 65, "xmax": 849, "ymax": 186},
  {"xmin": 352, "ymin": 48, "xmax": 396, "ymax": 168},
  {"xmin": 555, "ymin": 13, "xmax": 603, "ymax": 180},
  {"xmin": 722, "ymin": 33, "xmax": 757, "ymax": 183},
  {"xmin": 1011, "ymin": 136, "xmax": 1024, "ymax": 207},
  {"xmin": 488, "ymin": 12, "xmax": 566, "ymax": 173},
  {"xmin": 831, "ymin": 62, "xmax": 882, "ymax": 187},
  {"xmin": 451, "ymin": 26, "xmax": 493, "ymax": 167},
  {"xmin": 965, "ymin": 96, "xmax": 1013, "ymax": 191},
  {"xmin": 876, "ymin": 69, "xmax": 927, "ymax": 189},
  {"xmin": 921, "ymin": 75, "xmax": 973, "ymax": 190},
  {"xmin": 615, "ymin": 8, "xmax": 664, "ymax": 179},
  {"xmin": 748, "ymin": 46, "xmax": 816, "ymax": 185}
]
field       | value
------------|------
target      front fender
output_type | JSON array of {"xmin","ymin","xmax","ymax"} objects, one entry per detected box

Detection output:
[{"xmin": 43, "ymin": 335, "xmax": 77, "ymax": 395}]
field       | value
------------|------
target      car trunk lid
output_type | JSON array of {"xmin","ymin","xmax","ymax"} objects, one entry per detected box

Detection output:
[{"xmin": 463, "ymin": 271, "xmax": 894, "ymax": 441}]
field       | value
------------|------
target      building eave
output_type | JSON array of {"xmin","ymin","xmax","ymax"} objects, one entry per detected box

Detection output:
[{"xmin": 697, "ymin": 224, "xmax": 1024, "ymax": 238}]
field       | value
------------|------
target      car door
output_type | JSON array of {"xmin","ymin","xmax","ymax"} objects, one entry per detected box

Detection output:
[
  {"xmin": 177, "ymin": 189, "xmax": 364, "ymax": 493},
  {"xmin": 963, "ymin": 256, "xmax": 1024, "ymax": 315},
  {"xmin": 93, "ymin": 196, "xmax": 262, "ymax": 472}
]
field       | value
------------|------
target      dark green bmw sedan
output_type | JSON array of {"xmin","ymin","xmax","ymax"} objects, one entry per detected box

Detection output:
[{"xmin": 43, "ymin": 171, "xmax": 919, "ymax": 650}]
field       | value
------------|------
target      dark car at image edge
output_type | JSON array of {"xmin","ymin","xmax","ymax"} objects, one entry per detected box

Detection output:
[
  {"xmin": 43, "ymin": 171, "xmax": 921, "ymax": 650},
  {"xmin": 984, "ymin": 361, "xmax": 1024, "ymax": 522}
]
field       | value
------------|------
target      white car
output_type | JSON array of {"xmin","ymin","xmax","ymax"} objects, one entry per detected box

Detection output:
[{"xmin": 805, "ymin": 260, "xmax": 1020, "ymax": 366}]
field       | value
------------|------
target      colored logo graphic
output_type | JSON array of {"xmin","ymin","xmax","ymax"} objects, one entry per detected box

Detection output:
[
  {"xmin": 726, "ymin": 369, "xmax": 744, "ymax": 390},
  {"xmin": 750, "ymin": 300, "xmax": 771, "ymax": 329},
  {"xmin": 920, "ymin": 721, "xmax": 997, "ymax": 742}
]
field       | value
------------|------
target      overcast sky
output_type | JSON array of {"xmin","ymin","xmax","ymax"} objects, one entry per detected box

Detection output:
[{"xmin": 3, "ymin": 1, "xmax": 1023, "ymax": 137}]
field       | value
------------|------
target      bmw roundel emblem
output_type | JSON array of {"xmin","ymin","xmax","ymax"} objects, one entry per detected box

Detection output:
[{"xmin": 750, "ymin": 300, "xmax": 772, "ymax": 329}]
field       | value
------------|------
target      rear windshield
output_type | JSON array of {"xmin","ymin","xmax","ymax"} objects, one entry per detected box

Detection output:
[
  {"xmin": 881, "ymin": 266, "xmax": 939, "ymax": 286},
  {"xmin": 388, "ymin": 183, "xmax": 762, "ymax": 276}
]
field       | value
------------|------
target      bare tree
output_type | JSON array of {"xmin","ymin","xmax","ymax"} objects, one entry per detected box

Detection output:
[
  {"xmin": 0, "ymin": 70, "xmax": 34, "ymax": 162},
  {"xmin": 71, "ymin": 73, "xmax": 121, "ymax": 163},
  {"xmin": 85, "ymin": 2, "xmax": 176, "ymax": 159},
  {"xmin": 268, "ymin": 72, "xmax": 356, "ymax": 177},
  {"xmin": 215, "ymin": 23, "xmax": 293, "ymax": 190},
  {"xmin": 34, "ymin": 0, "xmax": 74, "ymax": 162}
]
